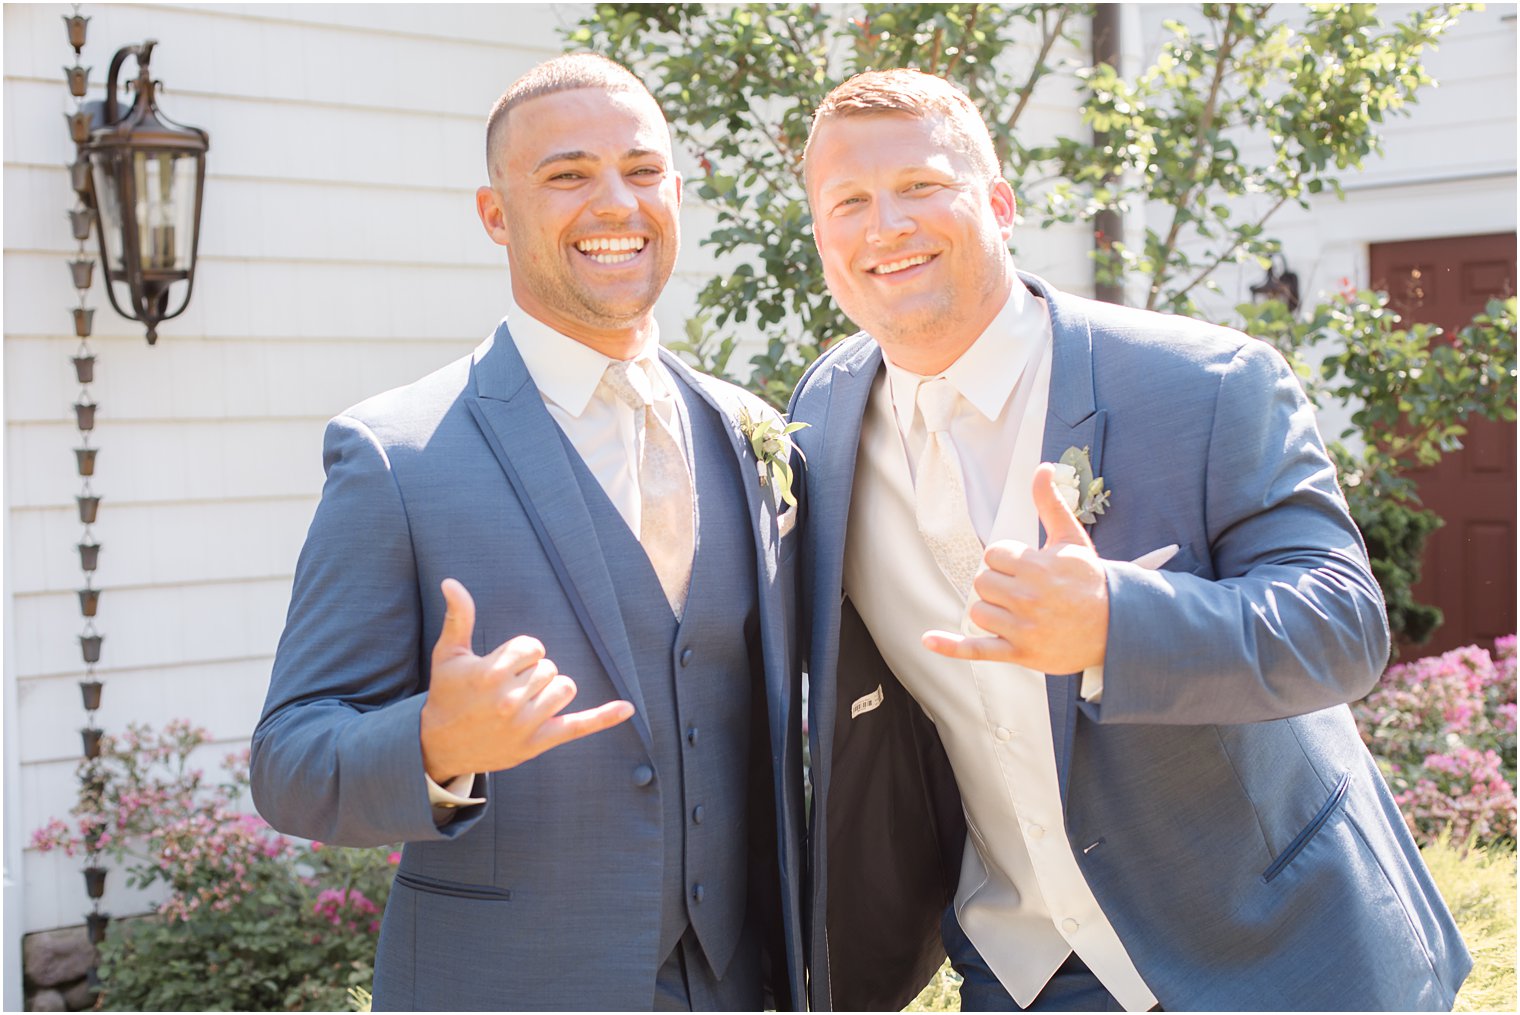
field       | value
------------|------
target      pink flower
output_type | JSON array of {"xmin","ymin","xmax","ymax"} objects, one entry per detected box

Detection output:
[{"xmin": 387, "ymin": 852, "xmax": 402, "ymax": 866}]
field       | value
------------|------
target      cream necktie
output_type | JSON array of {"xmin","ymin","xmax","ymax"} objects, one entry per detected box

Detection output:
[
  {"xmin": 914, "ymin": 377, "xmax": 984, "ymax": 602},
  {"xmin": 600, "ymin": 359, "xmax": 694, "ymax": 617}
]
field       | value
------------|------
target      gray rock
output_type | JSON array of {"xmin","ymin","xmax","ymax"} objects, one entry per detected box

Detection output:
[
  {"xmin": 22, "ymin": 927, "xmax": 94, "ymax": 988},
  {"xmin": 61, "ymin": 979, "xmax": 98, "ymax": 1011},
  {"xmin": 28, "ymin": 988, "xmax": 67, "ymax": 1012}
]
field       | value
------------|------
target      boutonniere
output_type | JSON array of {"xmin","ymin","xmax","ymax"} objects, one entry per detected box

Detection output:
[
  {"xmin": 1051, "ymin": 445, "xmax": 1110, "ymax": 525},
  {"xmin": 737, "ymin": 407, "xmax": 809, "ymax": 508}
]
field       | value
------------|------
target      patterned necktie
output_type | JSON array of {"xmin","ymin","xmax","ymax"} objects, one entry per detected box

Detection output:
[
  {"xmin": 600, "ymin": 359, "xmax": 694, "ymax": 617},
  {"xmin": 914, "ymin": 377, "xmax": 985, "ymax": 602}
]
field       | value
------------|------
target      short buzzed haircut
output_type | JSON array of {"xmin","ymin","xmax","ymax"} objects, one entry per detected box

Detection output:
[
  {"xmin": 484, "ymin": 53, "xmax": 659, "ymax": 178},
  {"xmin": 804, "ymin": 69, "xmax": 1001, "ymax": 181}
]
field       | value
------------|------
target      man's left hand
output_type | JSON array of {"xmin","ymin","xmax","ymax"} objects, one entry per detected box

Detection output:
[{"xmin": 923, "ymin": 462, "xmax": 1109, "ymax": 673}]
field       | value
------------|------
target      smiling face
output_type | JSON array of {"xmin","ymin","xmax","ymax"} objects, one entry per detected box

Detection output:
[
  {"xmin": 806, "ymin": 110, "xmax": 1016, "ymax": 375},
  {"xmin": 477, "ymin": 87, "xmax": 681, "ymax": 357}
]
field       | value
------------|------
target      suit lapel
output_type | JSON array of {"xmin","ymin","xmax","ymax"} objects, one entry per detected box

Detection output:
[
  {"xmin": 465, "ymin": 323, "xmax": 651, "ymax": 751},
  {"xmin": 1022, "ymin": 272, "xmax": 1106, "ymax": 808},
  {"xmin": 807, "ymin": 337, "xmax": 882, "ymax": 761}
]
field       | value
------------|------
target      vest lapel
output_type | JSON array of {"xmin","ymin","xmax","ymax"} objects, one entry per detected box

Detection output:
[{"xmin": 465, "ymin": 323, "xmax": 650, "ymax": 750}]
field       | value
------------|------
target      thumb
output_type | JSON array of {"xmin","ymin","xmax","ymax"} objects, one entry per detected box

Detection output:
[
  {"xmin": 1032, "ymin": 462, "xmax": 1092, "ymax": 549},
  {"xmin": 434, "ymin": 578, "xmax": 477, "ymax": 660}
]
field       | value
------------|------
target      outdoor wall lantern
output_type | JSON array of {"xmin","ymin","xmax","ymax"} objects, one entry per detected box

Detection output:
[
  {"xmin": 77, "ymin": 40, "xmax": 209, "ymax": 345},
  {"xmin": 1250, "ymin": 253, "xmax": 1301, "ymax": 313}
]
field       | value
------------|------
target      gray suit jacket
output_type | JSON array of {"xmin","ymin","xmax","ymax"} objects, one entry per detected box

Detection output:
[
  {"xmin": 789, "ymin": 274, "xmax": 1470, "ymax": 1010},
  {"xmin": 251, "ymin": 322, "xmax": 805, "ymax": 1010}
]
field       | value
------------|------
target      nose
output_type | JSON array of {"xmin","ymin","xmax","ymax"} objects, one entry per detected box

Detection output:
[
  {"xmin": 590, "ymin": 170, "xmax": 638, "ymax": 220},
  {"xmin": 866, "ymin": 193, "xmax": 916, "ymax": 245}
]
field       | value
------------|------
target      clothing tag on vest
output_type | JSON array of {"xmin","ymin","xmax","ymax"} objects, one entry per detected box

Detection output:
[{"xmin": 850, "ymin": 684, "xmax": 884, "ymax": 719}]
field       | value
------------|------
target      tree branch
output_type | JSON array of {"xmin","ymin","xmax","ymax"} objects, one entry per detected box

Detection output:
[{"xmin": 1146, "ymin": 15, "xmax": 1241, "ymax": 310}]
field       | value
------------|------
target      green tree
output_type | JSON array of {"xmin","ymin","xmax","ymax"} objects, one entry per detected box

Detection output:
[{"xmin": 1037, "ymin": 3, "xmax": 1465, "ymax": 315}]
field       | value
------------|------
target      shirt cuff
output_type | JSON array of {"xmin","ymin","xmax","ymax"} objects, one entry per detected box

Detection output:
[
  {"xmin": 426, "ymin": 772, "xmax": 485, "ymax": 825},
  {"xmin": 1080, "ymin": 664, "xmax": 1104, "ymax": 703}
]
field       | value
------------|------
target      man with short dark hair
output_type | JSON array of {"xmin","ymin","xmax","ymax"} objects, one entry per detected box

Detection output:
[
  {"xmin": 252, "ymin": 54, "xmax": 803, "ymax": 1012},
  {"xmin": 791, "ymin": 68, "xmax": 1469, "ymax": 1012}
]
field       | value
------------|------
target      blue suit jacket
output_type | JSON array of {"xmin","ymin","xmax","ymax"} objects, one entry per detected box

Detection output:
[
  {"xmin": 789, "ymin": 274, "xmax": 1470, "ymax": 1011},
  {"xmin": 251, "ymin": 323, "xmax": 805, "ymax": 1010}
]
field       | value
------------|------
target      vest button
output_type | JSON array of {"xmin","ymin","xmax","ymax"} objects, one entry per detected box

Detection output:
[
  {"xmin": 686, "ymin": 726, "xmax": 699, "ymax": 747},
  {"xmin": 632, "ymin": 764, "xmax": 654, "ymax": 787},
  {"xmin": 692, "ymin": 804, "xmax": 705, "ymax": 825},
  {"xmin": 680, "ymin": 647, "xmax": 693, "ymax": 667},
  {"xmin": 691, "ymin": 883, "xmax": 705, "ymax": 903},
  {"xmin": 1061, "ymin": 917, "xmax": 1080, "ymax": 934}
]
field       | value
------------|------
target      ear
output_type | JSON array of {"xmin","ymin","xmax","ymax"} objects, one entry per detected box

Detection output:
[
  {"xmin": 672, "ymin": 170, "xmax": 684, "ymax": 208},
  {"xmin": 989, "ymin": 177, "xmax": 1016, "ymax": 241},
  {"xmin": 476, "ymin": 185, "xmax": 510, "ymax": 248}
]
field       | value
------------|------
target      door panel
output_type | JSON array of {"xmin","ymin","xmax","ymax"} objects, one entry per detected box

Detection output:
[{"xmin": 1369, "ymin": 232, "xmax": 1517, "ymax": 657}]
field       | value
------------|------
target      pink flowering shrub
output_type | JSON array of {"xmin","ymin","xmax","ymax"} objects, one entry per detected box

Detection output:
[
  {"xmin": 1354, "ymin": 637, "xmax": 1518, "ymax": 849},
  {"xmin": 30, "ymin": 720, "xmax": 400, "ymax": 1010}
]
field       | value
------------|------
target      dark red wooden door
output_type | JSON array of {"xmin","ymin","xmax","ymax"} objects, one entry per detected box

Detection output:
[{"xmin": 1369, "ymin": 233, "xmax": 1517, "ymax": 656}]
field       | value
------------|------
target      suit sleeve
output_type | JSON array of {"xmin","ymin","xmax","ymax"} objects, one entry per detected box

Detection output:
[
  {"xmin": 1090, "ymin": 340, "xmax": 1390, "ymax": 725},
  {"xmin": 250, "ymin": 414, "xmax": 485, "ymax": 845}
]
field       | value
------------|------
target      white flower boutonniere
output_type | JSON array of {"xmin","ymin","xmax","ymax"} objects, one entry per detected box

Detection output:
[
  {"xmin": 737, "ymin": 407, "xmax": 808, "ymax": 508},
  {"xmin": 1051, "ymin": 445, "xmax": 1110, "ymax": 525}
]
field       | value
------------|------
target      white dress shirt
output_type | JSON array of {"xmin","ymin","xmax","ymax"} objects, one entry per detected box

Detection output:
[
  {"xmin": 427, "ymin": 300, "xmax": 692, "ymax": 814},
  {"xmin": 843, "ymin": 276, "xmax": 1157, "ymax": 1010}
]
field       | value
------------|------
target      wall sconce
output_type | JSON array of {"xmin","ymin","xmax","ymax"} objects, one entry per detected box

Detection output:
[
  {"xmin": 77, "ymin": 40, "xmax": 209, "ymax": 344},
  {"xmin": 1250, "ymin": 253, "xmax": 1300, "ymax": 313}
]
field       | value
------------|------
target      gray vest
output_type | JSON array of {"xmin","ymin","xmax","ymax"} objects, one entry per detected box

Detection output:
[{"xmin": 565, "ymin": 379, "xmax": 760, "ymax": 974}]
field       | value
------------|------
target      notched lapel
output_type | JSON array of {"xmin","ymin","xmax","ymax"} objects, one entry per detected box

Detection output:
[
  {"xmin": 465, "ymin": 325, "xmax": 651, "ymax": 750},
  {"xmin": 1023, "ymin": 274, "xmax": 1108, "ymax": 804}
]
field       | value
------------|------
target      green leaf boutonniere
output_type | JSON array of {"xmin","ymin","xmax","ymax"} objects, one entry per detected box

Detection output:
[
  {"xmin": 737, "ymin": 407, "xmax": 809, "ymax": 508},
  {"xmin": 1051, "ymin": 445, "xmax": 1110, "ymax": 525}
]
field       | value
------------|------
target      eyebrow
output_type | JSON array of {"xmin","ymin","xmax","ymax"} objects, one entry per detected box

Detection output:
[{"xmin": 532, "ymin": 147, "xmax": 666, "ymax": 174}]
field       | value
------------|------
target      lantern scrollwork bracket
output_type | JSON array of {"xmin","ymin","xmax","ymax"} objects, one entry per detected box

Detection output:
[{"xmin": 77, "ymin": 40, "xmax": 209, "ymax": 345}]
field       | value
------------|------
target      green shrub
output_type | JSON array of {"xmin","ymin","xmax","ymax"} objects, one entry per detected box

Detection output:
[{"xmin": 32, "ymin": 720, "xmax": 398, "ymax": 1011}]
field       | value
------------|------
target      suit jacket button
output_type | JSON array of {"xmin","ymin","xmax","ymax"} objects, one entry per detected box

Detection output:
[
  {"xmin": 692, "ymin": 804, "xmax": 705, "ymax": 825},
  {"xmin": 632, "ymin": 764, "xmax": 654, "ymax": 787},
  {"xmin": 686, "ymin": 726, "xmax": 699, "ymax": 747},
  {"xmin": 691, "ymin": 883, "xmax": 705, "ymax": 903},
  {"xmin": 680, "ymin": 647, "xmax": 694, "ymax": 667}
]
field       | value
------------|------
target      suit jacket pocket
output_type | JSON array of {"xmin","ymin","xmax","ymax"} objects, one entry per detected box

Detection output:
[
  {"xmin": 393, "ymin": 870, "xmax": 512, "ymax": 901},
  {"xmin": 1261, "ymin": 771, "xmax": 1351, "ymax": 883}
]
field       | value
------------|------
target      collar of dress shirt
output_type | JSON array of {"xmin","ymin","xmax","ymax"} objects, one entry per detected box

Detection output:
[
  {"xmin": 883, "ymin": 272, "xmax": 1046, "ymax": 436},
  {"xmin": 505, "ymin": 296, "xmax": 666, "ymax": 417}
]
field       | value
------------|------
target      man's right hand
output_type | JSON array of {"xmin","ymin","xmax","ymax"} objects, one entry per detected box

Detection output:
[{"xmin": 419, "ymin": 578, "xmax": 635, "ymax": 784}]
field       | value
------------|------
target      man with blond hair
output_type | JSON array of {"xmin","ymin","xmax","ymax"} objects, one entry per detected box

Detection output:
[
  {"xmin": 790, "ymin": 68, "xmax": 1468, "ymax": 1011},
  {"xmin": 253, "ymin": 54, "xmax": 803, "ymax": 1011}
]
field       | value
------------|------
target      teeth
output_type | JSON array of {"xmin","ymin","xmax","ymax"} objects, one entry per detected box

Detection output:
[
  {"xmin": 575, "ymin": 236, "xmax": 647, "ymax": 260},
  {"xmin": 872, "ymin": 254, "xmax": 932, "ymax": 275}
]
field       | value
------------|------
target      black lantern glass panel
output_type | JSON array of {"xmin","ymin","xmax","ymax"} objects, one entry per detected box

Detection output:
[{"xmin": 81, "ymin": 41, "xmax": 209, "ymax": 345}]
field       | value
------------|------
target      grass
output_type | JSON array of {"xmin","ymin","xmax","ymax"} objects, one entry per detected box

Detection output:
[
  {"xmin": 1428, "ymin": 836, "xmax": 1517, "ymax": 1012},
  {"xmin": 904, "ymin": 837, "xmax": 1517, "ymax": 1012}
]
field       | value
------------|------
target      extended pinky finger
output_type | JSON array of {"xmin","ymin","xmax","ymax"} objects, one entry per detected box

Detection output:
[
  {"xmin": 921, "ymin": 629, "xmax": 1016, "ymax": 662},
  {"xmin": 533, "ymin": 700, "xmax": 635, "ymax": 752}
]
